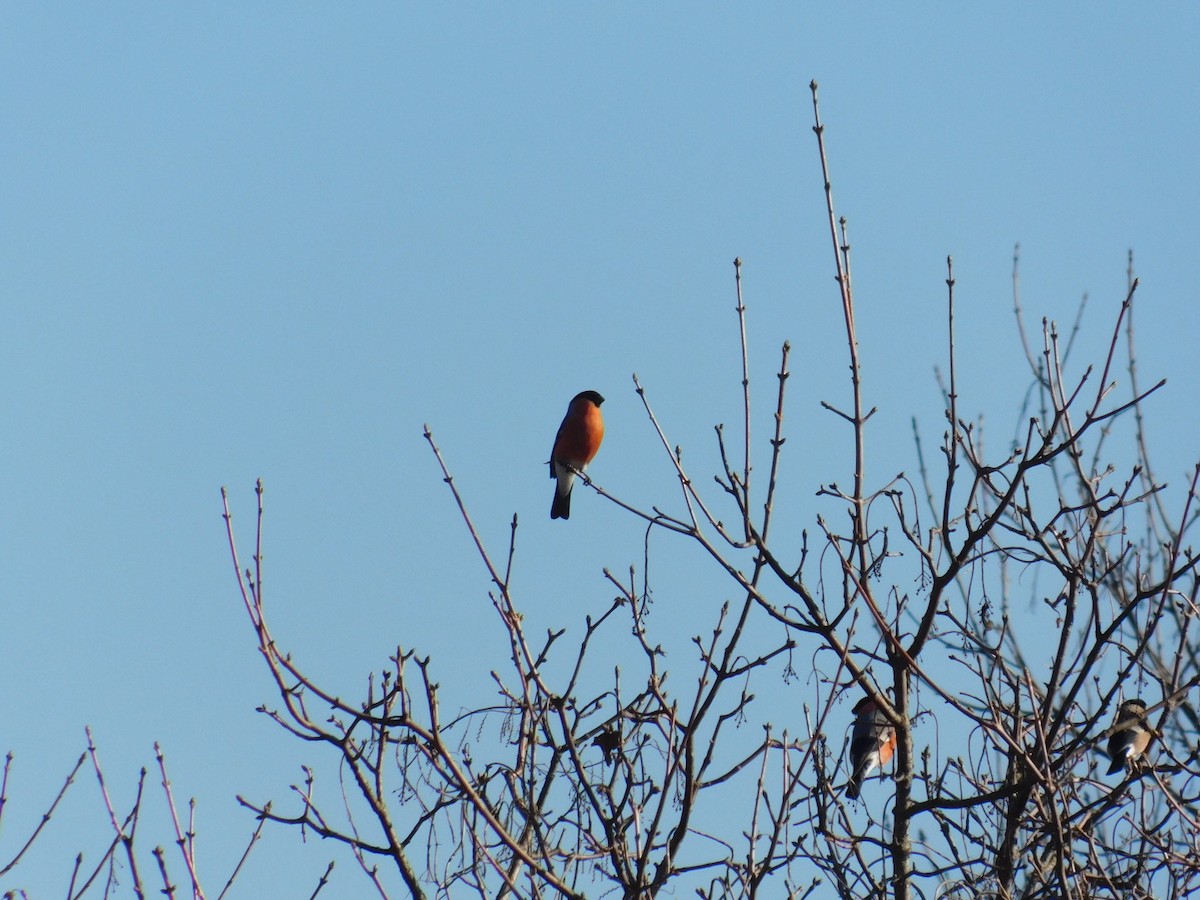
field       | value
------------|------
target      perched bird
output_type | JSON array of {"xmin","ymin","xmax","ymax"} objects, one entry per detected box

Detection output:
[
  {"xmin": 592, "ymin": 726, "xmax": 621, "ymax": 765},
  {"xmin": 1106, "ymin": 698, "xmax": 1152, "ymax": 775},
  {"xmin": 846, "ymin": 696, "xmax": 896, "ymax": 800},
  {"xmin": 549, "ymin": 390, "xmax": 605, "ymax": 520}
]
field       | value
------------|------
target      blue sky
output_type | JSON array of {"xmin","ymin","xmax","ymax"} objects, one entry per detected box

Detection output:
[{"xmin": 2, "ymin": 4, "xmax": 1198, "ymax": 896}]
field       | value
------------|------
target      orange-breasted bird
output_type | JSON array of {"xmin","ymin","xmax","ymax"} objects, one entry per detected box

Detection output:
[
  {"xmin": 1106, "ymin": 698, "xmax": 1152, "ymax": 775},
  {"xmin": 549, "ymin": 390, "xmax": 605, "ymax": 520},
  {"xmin": 846, "ymin": 696, "xmax": 897, "ymax": 799}
]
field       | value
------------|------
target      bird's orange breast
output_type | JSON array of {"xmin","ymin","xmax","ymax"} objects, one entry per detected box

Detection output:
[{"xmin": 556, "ymin": 400, "xmax": 605, "ymax": 466}]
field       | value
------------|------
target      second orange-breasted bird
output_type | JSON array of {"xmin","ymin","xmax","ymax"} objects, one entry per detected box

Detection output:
[
  {"xmin": 549, "ymin": 390, "xmax": 605, "ymax": 520},
  {"xmin": 1106, "ymin": 698, "xmax": 1152, "ymax": 775},
  {"xmin": 846, "ymin": 696, "xmax": 897, "ymax": 799}
]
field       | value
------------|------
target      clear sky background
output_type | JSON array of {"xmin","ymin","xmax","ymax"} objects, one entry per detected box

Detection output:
[{"xmin": 2, "ymin": 4, "xmax": 1198, "ymax": 897}]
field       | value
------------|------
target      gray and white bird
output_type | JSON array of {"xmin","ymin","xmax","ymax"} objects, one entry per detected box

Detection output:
[{"xmin": 1106, "ymin": 698, "xmax": 1152, "ymax": 775}]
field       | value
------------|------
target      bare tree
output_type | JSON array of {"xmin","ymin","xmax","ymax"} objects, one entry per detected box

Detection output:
[
  {"xmin": 6, "ymin": 84, "xmax": 1195, "ymax": 900},
  {"xmin": 211, "ymin": 83, "xmax": 1200, "ymax": 899}
]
